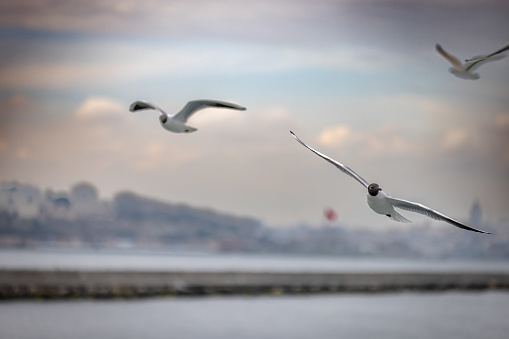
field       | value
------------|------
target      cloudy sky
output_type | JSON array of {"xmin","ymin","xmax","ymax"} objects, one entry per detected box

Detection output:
[{"xmin": 1, "ymin": 0, "xmax": 508, "ymax": 229}]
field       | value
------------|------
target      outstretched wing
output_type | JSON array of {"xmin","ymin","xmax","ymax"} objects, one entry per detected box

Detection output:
[
  {"xmin": 436, "ymin": 44, "xmax": 463, "ymax": 70},
  {"xmin": 129, "ymin": 100, "xmax": 167, "ymax": 115},
  {"xmin": 386, "ymin": 196, "xmax": 490, "ymax": 234},
  {"xmin": 290, "ymin": 131, "xmax": 369, "ymax": 189},
  {"xmin": 465, "ymin": 53, "xmax": 506, "ymax": 72},
  {"xmin": 173, "ymin": 99, "xmax": 246, "ymax": 123},
  {"xmin": 465, "ymin": 42, "xmax": 509, "ymax": 63}
]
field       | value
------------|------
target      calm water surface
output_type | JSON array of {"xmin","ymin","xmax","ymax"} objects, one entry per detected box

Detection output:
[
  {"xmin": 1, "ymin": 249, "xmax": 509, "ymax": 338},
  {"xmin": 1, "ymin": 292, "xmax": 508, "ymax": 339},
  {"xmin": 2, "ymin": 248, "xmax": 509, "ymax": 273}
]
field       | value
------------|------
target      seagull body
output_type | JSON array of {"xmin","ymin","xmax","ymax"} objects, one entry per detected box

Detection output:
[
  {"xmin": 290, "ymin": 131, "xmax": 489, "ymax": 234},
  {"xmin": 465, "ymin": 42, "xmax": 509, "ymax": 63},
  {"xmin": 366, "ymin": 184, "xmax": 411, "ymax": 223},
  {"xmin": 129, "ymin": 99, "xmax": 246, "ymax": 133},
  {"xmin": 435, "ymin": 43, "xmax": 506, "ymax": 80}
]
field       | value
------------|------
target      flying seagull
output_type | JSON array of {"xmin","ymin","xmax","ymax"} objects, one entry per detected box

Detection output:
[
  {"xmin": 435, "ymin": 43, "xmax": 506, "ymax": 80},
  {"xmin": 465, "ymin": 42, "xmax": 509, "ymax": 63},
  {"xmin": 290, "ymin": 131, "xmax": 490, "ymax": 234},
  {"xmin": 129, "ymin": 99, "xmax": 246, "ymax": 133}
]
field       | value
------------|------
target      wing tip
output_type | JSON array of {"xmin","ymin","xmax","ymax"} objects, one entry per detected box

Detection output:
[
  {"xmin": 289, "ymin": 130, "xmax": 304, "ymax": 145},
  {"xmin": 216, "ymin": 102, "xmax": 246, "ymax": 111},
  {"xmin": 189, "ymin": 99, "xmax": 247, "ymax": 111},
  {"xmin": 129, "ymin": 100, "xmax": 154, "ymax": 113},
  {"xmin": 456, "ymin": 222, "xmax": 491, "ymax": 234}
]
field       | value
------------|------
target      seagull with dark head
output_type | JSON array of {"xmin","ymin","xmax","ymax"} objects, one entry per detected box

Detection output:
[
  {"xmin": 290, "ymin": 131, "xmax": 490, "ymax": 234},
  {"xmin": 129, "ymin": 99, "xmax": 246, "ymax": 133}
]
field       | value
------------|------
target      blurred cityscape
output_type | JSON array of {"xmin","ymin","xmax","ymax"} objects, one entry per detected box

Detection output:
[{"xmin": 1, "ymin": 181, "xmax": 508, "ymax": 259}]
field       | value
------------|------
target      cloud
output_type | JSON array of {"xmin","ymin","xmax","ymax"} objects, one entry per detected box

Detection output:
[
  {"xmin": 318, "ymin": 125, "xmax": 353, "ymax": 147},
  {"xmin": 0, "ymin": 57, "xmax": 142, "ymax": 89},
  {"xmin": 318, "ymin": 124, "xmax": 412, "ymax": 157},
  {"xmin": 440, "ymin": 128, "xmax": 470, "ymax": 150},
  {"xmin": 0, "ymin": 37, "xmax": 399, "ymax": 91},
  {"xmin": 2, "ymin": 0, "xmax": 505, "ymax": 41},
  {"xmin": 73, "ymin": 97, "xmax": 126, "ymax": 122},
  {"xmin": 432, "ymin": 112, "xmax": 509, "ymax": 167},
  {"xmin": 0, "ymin": 0, "xmax": 342, "ymax": 39}
]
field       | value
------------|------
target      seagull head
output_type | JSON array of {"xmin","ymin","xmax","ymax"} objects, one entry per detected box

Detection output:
[
  {"xmin": 368, "ymin": 183, "xmax": 382, "ymax": 196},
  {"xmin": 159, "ymin": 115, "xmax": 168, "ymax": 123}
]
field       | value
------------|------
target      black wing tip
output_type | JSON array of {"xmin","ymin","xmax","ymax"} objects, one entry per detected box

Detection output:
[
  {"xmin": 129, "ymin": 100, "xmax": 152, "ymax": 112},
  {"xmin": 129, "ymin": 102, "xmax": 142, "ymax": 112},
  {"xmin": 189, "ymin": 99, "xmax": 246, "ymax": 111},
  {"xmin": 211, "ymin": 102, "xmax": 246, "ymax": 110},
  {"xmin": 463, "ymin": 226, "xmax": 491, "ymax": 234},
  {"xmin": 289, "ymin": 131, "xmax": 303, "ymax": 144}
]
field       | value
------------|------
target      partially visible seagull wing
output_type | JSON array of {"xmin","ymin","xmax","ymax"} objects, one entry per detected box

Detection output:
[
  {"xmin": 129, "ymin": 100, "xmax": 167, "ymax": 115},
  {"xmin": 290, "ymin": 131, "xmax": 369, "ymax": 189},
  {"xmin": 465, "ymin": 42, "xmax": 509, "ymax": 62},
  {"xmin": 386, "ymin": 196, "xmax": 490, "ymax": 234},
  {"xmin": 465, "ymin": 53, "xmax": 506, "ymax": 72},
  {"xmin": 173, "ymin": 99, "xmax": 246, "ymax": 123},
  {"xmin": 436, "ymin": 44, "xmax": 463, "ymax": 71}
]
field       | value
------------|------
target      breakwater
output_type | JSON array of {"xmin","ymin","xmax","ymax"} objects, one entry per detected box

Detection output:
[{"xmin": 1, "ymin": 270, "xmax": 509, "ymax": 299}]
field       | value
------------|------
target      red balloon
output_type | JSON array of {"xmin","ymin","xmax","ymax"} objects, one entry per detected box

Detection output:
[{"xmin": 324, "ymin": 208, "xmax": 337, "ymax": 221}]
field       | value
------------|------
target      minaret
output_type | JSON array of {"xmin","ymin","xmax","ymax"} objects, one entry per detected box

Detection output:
[{"xmin": 469, "ymin": 199, "xmax": 482, "ymax": 227}]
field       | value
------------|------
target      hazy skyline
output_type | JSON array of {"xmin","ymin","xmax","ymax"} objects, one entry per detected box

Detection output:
[{"xmin": 1, "ymin": 0, "xmax": 508, "ymax": 229}]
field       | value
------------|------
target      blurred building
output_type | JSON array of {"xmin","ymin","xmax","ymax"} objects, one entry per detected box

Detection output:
[{"xmin": 0, "ymin": 182, "xmax": 42, "ymax": 219}]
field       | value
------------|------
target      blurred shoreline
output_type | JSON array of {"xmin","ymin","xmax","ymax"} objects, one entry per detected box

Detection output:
[
  {"xmin": 2, "ymin": 269, "xmax": 509, "ymax": 299},
  {"xmin": 3, "ymin": 181, "xmax": 509, "ymax": 260}
]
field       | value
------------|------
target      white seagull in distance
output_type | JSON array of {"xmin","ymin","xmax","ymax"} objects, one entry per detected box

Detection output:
[
  {"xmin": 435, "ymin": 43, "xmax": 506, "ymax": 80},
  {"xmin": 129, "ymin": 99, "xmax": 246, "ymax": 133},
  {"xmin": 290, "ymin": 131, "xmax": 490, "ymax": 234},
  {"xmin": 465, "ymin": 42, "xmax": 509, "ymax": 63}
]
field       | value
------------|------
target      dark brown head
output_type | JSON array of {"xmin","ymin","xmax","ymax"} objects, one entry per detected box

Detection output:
[
  {"xmin": 368, "ymin": 183, "xmax": 381, "ymax": 196},
  {"xmin": 159, "ymin": 115, "xmax": 168, "ymax": 123}
]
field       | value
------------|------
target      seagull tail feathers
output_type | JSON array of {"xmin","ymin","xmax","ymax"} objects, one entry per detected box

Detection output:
[{"xmin": 391, "ymin": 210, "xmax": 412, "ymax": 223}]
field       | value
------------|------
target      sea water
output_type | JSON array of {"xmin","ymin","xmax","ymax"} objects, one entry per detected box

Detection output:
[
  {"xmin": 1, "ymin": 247, "xmax": 509, "ymax": 273},
  {"xmin": 1, "ymin": 292, "xmax": 508, "ymax": 339},
  {"xmin": 1, "ymin": 248, "xmax": 509, "ymax": 338}
]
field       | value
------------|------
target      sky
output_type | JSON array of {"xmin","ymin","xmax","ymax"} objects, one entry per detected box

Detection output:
[{"xmin": 0, "ymin": 0, "xmax": 508, "ymax": 229}]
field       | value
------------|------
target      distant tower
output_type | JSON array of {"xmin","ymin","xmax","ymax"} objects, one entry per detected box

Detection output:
[{"xmin": 469, "ymin": 199, "xmax": 482, "ymax": 227}]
